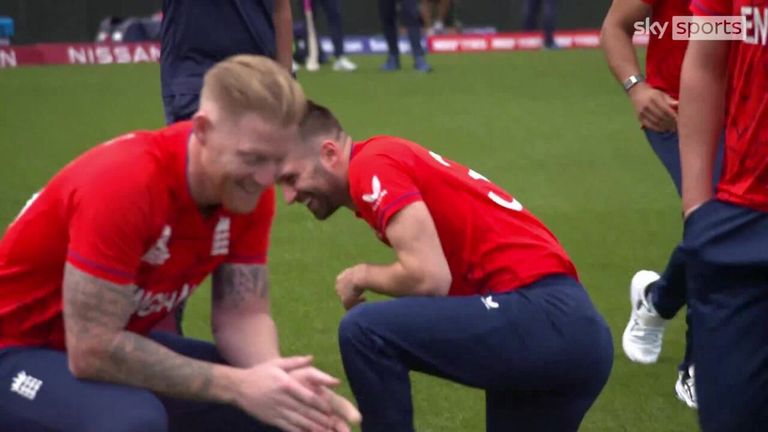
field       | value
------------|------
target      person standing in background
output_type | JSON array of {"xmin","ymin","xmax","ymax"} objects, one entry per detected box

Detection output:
[
  {"xmin": 600, "ymin": 0, "xmax": 724, "ymax": 410},
  {"xmin": 420, "ymin": 0, "xmax": 451, "ymax": 35},
  {"xmin": 161, "ymin": 0, "xmax": 294, "ymax": 125},
  {"xmin": 523, "ymin": 0, "xmax": 558, "ymax": 50},
  {"xmin": 378, "ymin": 0, "xmax": 432, "ymax": 72},
  {"xmin": 308, "ymin": 0, "xmax": 358, "ymax": 71},
  {"xmin": 158, "ymin": 0, "xmax": 294, "ymax": 334}
]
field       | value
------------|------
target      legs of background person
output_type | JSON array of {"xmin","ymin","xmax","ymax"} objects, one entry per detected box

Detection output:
[
  {"xmin": 377, "ymin": 0, "xmax": 401, "ymax": 70},
  {"xmin": 399, "ymin": 0, "xmax": 426, "ymax": 58},
  {"xmin": 541, "ymin": 0, "xmax": 557, "ymax": 47}
]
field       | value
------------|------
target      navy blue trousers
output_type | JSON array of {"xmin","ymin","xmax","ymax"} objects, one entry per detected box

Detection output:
[
  {"xmin": 338, "ymin": 275, "xmax": 613, "ymax": 432},
  {"xmin": 683, "ymin": 200, "xmax": 768, "ymax": 431},
  {"xmin": 312, "ymin": 0, "xmax": 346, "ymax": 57},
  {"xmin": 377, "ymin": 0, "xmax": 424, "ymax": 57},
  {"xmin": 0, "ymin": 332, "xmax": 277, "ymax": 432},
  {"xmin": 523, "ymin": 0, "xmax": 557, "ymax": 46},
  {"xmin": 162, "ymin": 93, "xmax": 199, "ymax": 125},
  {"xmin": 644, "ymin": 129, "xmax": 724, "ymax": 371}
]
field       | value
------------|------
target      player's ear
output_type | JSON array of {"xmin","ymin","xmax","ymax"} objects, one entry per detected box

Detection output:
[
  {"xmin": 320, "ymin": 139, "xmax": 340, "ymax": 165},
  {"xmin": 191, "ymin": 112, "xmax": 211, "ymax": 146}
]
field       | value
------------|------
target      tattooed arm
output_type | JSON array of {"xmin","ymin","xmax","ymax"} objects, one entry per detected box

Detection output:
[
  {"xmin": 212, "ymin": 263, "xmax": 280, "ymax": 367},
  {"xmin": 63, "ymin": 263, "xmax": 237, "ymax": 401},
  {"xmin": 62, "ymin": 263, "xmax": 346, "ymax": 430}
]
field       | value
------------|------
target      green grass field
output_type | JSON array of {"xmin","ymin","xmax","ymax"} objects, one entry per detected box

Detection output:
[{"xmin": 0, "ymin": 51, "xmax": 699, "ymax": 431}]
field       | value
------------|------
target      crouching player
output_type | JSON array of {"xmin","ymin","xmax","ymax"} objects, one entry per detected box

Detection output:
[
  {"xmin": 0, "ymin": 56, "xmax": 359, "ymax": 432},
  {"xmin": 278, "ymin": 102, "xmax": 614, "ymax": 431}
]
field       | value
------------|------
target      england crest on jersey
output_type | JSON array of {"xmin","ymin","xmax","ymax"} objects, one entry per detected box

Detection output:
[
  {"xmin": 142, "ymin": 225, "xmax": 172, "ymax": 265},
  {"xmin": 211, "ymin": 216, "xmax": 231, "ymax": 256}
]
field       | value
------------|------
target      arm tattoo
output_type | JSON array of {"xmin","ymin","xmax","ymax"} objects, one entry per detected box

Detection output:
[
  {"xmin": 212, "ymin": 264, "xmax": 270, "ymax": 309},
  {"xmin": 62, "ymin": 264, "xmax": 221, "ymax": 402}
]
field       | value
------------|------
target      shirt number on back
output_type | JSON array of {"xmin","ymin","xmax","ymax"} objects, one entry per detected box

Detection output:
[
  {"xmin": 12, "ymin": 190, "xmax": 42, "ymax": 225},
  {"xmin": 429, "ymin": 151, "xmax": 523, "ymax": 211}
]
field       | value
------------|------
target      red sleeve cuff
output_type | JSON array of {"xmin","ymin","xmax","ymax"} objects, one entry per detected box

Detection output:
[
  {"xmin": 225, "ymin": 254, "xmax": 267, "ymax": 265},
  {"xmin": 67, "ymin": 250, "xmax": 135, "ymax": 285},
  {"xmin": 377, "ymin": 191, "xmax": 423, "ymax": 233}
]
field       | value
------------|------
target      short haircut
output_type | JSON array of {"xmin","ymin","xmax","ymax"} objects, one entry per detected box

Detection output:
[
  {"xmin": 201, "ymin": 55, "xmax": 306, "ymax": 127},
  {"xmin": 299, "ymin": 101, "xmax": 345, "ymax": 144}
]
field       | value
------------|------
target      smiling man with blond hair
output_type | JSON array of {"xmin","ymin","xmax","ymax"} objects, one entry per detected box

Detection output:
[{"xmin": 0, "ymin": 55, "xmax": 359, "ymax": 432}]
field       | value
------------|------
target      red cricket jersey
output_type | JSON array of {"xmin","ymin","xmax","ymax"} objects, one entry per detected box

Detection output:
[
  {"xmin": 691, "ymin": 0, "xmax": 768, "ymax": 210},
  {"xmin": 642, "ymin": 0, "xmax": 691, "ymax": 100},
  {"xmin": 349, "ymin": 136, "xmax": 577, "ymax": 297},
  {"xmin": 0, "ymin": 121, "xmax": 275, "ymax": 350}
]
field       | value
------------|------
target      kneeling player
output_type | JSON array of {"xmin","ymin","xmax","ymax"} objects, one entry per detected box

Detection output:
[{"xmin": 277, "ymin": 102, "xmax": 614, "ymax": 431}]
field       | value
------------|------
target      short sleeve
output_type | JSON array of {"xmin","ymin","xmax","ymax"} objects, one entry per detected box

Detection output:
[
  {"xmin": 350, "ymin": 152, "xmax": 423, "ymax": 235},
  {"xmin": 226, "ymin": 187, "xmax": 275, "ymax": 264},
  {"xmin": 690, "ymin": 0, "xmax": 731, "ymax": 16},
  {"xmin": 67, "ymin": 176, "xmax": 159, "ymax": 285}
]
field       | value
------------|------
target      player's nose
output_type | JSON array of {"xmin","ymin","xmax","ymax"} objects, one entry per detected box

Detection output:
[
  {"xmin": 281, "ymin": 185, "xmax": 298, "ymax": 204},
  {"xmin": 252, "ymin": 163, "xmax": 278, "ymax": 187}
]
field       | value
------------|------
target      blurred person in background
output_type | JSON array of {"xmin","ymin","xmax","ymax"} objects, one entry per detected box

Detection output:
[
  {"xmin": 601, "ymin": 0, "xmax": 724, "ymax": 409},
  {"xmin": 523, "ymin": 0, "xmax": 559, "ymax": 49},
  {"xmin": 306, "ymin": 0, "xmax": 358, "ymax": 71},
  {"xmin": 378, "ymin": 0, "xmax": 432, "ymax": 72},
  {"xmin": 161, "ymin": 0, "xmax": 294, "ymax": 124},
  {"xmin": 420, "ymin": 0, "xmax": 451, "ymax": 35},
  {"xmin": 159, "ymin": 0, "xmax": 294, "ymax": 334}
]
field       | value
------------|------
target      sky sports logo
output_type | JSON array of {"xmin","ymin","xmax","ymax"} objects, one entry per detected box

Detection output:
[{"xmin": 634, "ymin": 8, "xmax": 767, "ymax": 43}]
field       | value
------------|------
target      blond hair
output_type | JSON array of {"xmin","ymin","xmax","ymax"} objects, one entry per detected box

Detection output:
[{"xmin": 201, "ymin": 55, "xmax": 306, "ymax": 127}]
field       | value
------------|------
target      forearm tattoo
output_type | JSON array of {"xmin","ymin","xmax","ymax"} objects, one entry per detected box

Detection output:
[
  {"xmin": 212, "ymin": 264, "xmax": 270, "ymax": 309},
  {"xmin": 62, "ymin": 264, "xmax": 218, "ymax": 401}
]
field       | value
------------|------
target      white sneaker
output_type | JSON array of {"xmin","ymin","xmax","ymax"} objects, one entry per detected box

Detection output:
[
  {"xmin": 333, "ymin": 56, "xmax": 358, "ymax": 72},
  {"xmin": 675, "ymin": 365, "xmax": 698, "ymax": 409},
  {"xmin": 622, "ymin": 270, "xmax": 667, "ymax": 364}
]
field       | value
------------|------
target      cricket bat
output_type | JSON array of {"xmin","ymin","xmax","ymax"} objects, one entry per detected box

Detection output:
[{"xmin": 304, "ymin": 0, "xmax": 320, "ymax": 71}]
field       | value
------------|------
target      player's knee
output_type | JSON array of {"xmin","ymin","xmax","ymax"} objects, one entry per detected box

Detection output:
[
  {"xmin": 338, "ymin": 304, "xmax": 376, "ymax": 351},
  {"xmin": 88, "ymin": 394, "xmax": 167, "ymax": 432}
]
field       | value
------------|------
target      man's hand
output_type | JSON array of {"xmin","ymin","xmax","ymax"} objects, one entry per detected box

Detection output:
[
  {"xmin": 628, "ymin": 82, "xmax": 678, "ymax": 132},
  {"xmin": 335, "ymin": 265, "xmax": 367, "ymax": 310},
  {"xmin": 236, "ymin": 356, "xmax": 357, "ymax": 432},
  {"xmin": 289, "ymin": 367, "xmax": 362, "ymax": 431}
]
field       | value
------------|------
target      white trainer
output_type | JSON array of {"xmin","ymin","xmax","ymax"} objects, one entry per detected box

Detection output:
[
  {"xmin": 622, "ymin": 270, "xmax": 667, "ymax": 364},
  {"xmin": 333, "ymin": 56, "xmax": 358, "ymax": 72},
  {"xmin": 675, "ymin": 365, "xmax": 698, "ymax": 409}
]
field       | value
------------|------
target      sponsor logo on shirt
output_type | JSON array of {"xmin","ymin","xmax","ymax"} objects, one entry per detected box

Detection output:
[
  {"xmin": 211, "ymin": 217, "xmax": 230, "ymax": 256},
  {"xmin": 133, "ymin": 284, "xmax": 193, "ymax": 318},
  {"xmin": 142, "ymin": 225, "xmax": 172, "ymax": 265},
  {"xmin": 10, "ymin": 371, "xmax": 43, "ymax": 401},
  {"xmin": 362, "ymin": 175, "xmax": 388, "ymax": 211}
]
